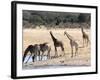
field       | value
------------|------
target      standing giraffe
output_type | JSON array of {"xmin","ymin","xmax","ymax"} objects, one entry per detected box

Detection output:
[
  {"xmin": 64, "ymin": 31, "xmax": 78, "ymax": 57},
  {"xmin": 80, "ymin": 26, "xmax": 89, "ymax": 47},
  {"xmin": 50, "ymin": 31, "xmax": 65, "ymax": 57}
]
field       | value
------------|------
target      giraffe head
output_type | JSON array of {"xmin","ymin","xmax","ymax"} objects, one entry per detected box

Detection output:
[
  {"xmin": 64, "ymin": 31, "xmax": 67, "ymax": 36},
  {"xmin": 50, "ymin": 31, "xmax": 52, "ymax": 34}
]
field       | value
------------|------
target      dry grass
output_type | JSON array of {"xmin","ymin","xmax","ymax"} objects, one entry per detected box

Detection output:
[{"xmin": 22, "ymin": 28, "xmax": 91, "ymax": 69}]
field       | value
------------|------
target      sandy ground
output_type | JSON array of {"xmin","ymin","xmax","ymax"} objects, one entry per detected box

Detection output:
[{"xmin": 22, "ymin": 28, "xmax": 91, "ymax": 69}]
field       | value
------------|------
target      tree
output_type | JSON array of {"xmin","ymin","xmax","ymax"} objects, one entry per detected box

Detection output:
[{"xmin": 78, "ymin": 13, "xmax": 90, "ymax": 23}]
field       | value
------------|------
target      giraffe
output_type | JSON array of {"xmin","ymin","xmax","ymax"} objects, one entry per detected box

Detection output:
[
  {"xmin": 64, "ymin": 31, "xmax": 78, "ymax": 57},
  {"xmin": 23, "ymin": 43, "xmax": 51, "ymax": 63},
  {"xmin": 50, "ymin": 31, "xmax": 65, "ymax": 57},
  {"xmin": 23, "ymin": 44, "xmax": 40, "ymax": 63},
  {"xmin": 80, "ymin": 26, "xmax": 89, "ymax": 47},
  {"xmin": 39, "ymin": 42, "xmax": 51, "ymax": 60}
]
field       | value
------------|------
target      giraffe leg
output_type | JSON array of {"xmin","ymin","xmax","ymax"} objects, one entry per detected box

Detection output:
[
  {"xmin": 47, "ymin": 47, "xmax": 51, "ymax": 59},
  {"xmin": 55, "ymin": 46, "xmax": 58, "ymax": 57},
  {"xmin": 71, "ymin": 45, "xmax": 73, "ymax": 58},
  {"xmin": 38, "ymin": 50, "xmax": 41, "ymax": 61},
  {"xmin": 41, "ymin": 52, "xmax": 44, "ymax": 61},
  {"xmin": 32, "ymin": 55, "xmax": 35, "ymax": 62},
  {"xmin": 75, "ymin": 46, "xmax": 78, "ymax": 56},
  {"xmin": 84, "ymin": 39, "xmax": 86, "ymax": 47},
  {"xmin": 61, "ymin": 44, "xmax": 65, "ymax": 56},
  {"xmin": 85, "ymin": 38, "xmax": 87, "ymax": 47},
  {"xmin": 86, "ymin": 38, "xmax": 89, "ymax": 47},
  {"xmin": 83, "ymin": 38, "xmax": 84, "ymax": 47}
]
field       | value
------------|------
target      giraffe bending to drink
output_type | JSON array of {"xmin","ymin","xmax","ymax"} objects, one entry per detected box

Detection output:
[{"xmin": 23, "ymin": 43, "xmax": 51, "ymax": 63}]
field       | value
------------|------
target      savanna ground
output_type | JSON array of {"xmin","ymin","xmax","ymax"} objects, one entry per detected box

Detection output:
[{"xmin": 22, "ymin": 28, "xmax": 91, "ymax": 69}]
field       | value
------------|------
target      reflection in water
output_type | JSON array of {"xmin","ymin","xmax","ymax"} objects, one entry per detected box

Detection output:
[{"xmin": 23, "ymin": 55, "xmax": 48, "ymax": 63}]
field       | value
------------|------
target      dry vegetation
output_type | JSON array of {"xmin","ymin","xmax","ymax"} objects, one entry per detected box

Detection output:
[{"xmin": 22, "ymin": 28, "xmax": 91, "ymax": 69}]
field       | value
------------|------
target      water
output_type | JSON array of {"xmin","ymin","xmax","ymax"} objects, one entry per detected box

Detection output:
[{"xmin": 24, "ymin": 55, "xmax": 48, "ymax": 63}]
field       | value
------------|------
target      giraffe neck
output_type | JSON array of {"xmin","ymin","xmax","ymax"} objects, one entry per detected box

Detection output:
[
  {"xmin": 81, "ymin": 27, "xmax": 84, "ymax": 34},
  {"xmin": 50, "ymin": 32, "xmax": 57, "ymax": 42},
  {"xmin": 65, "ymin": 32, "xmax": 72, "ymax": 41}
]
